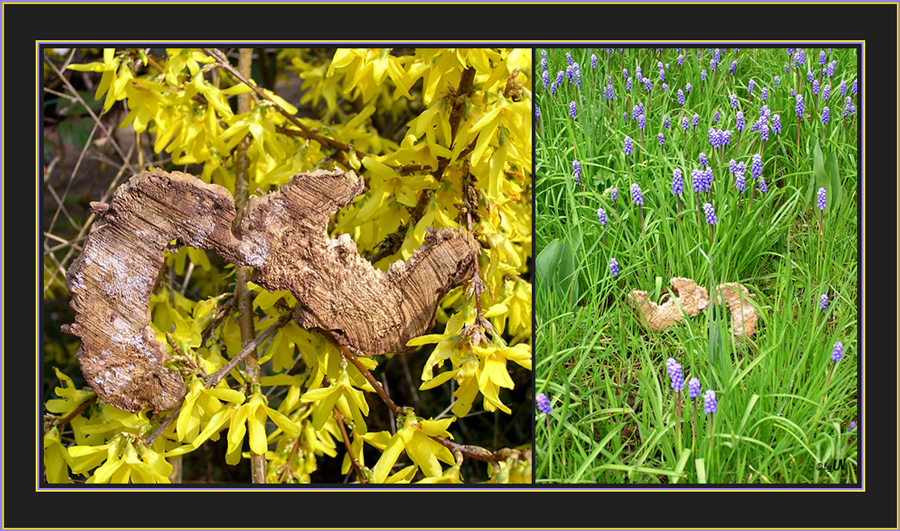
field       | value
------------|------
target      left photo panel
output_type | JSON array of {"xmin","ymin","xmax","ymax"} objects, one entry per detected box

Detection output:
[{"xmin": 40, "ymin": 47, "xmax": 533, "ymax": 485}]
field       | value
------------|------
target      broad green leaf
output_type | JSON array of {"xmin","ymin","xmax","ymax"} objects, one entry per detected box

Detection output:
[
  {"xmin": 824, "ymin": 151, "xmax": 842, "ymax": 213},
  {"xmin": 535, "ymin": 239, "xmax": 563, "ymax": 292}
]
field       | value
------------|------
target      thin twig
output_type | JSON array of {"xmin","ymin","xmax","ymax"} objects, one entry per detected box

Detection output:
[
  {"xmin": 340, "ymin": 346, "xmax": 504, "ymax": 464},
  {"xmin": 44, "ymin": 394, "xmax": 97, "ymax": 435},
  {"xmin": 43, "ymin": 54, "xmax": 137, "ymax": 176},
  {"xmin": 363, "ymin": 67, "xmax": 477, "ymax": 264},
  {"xmin": 341, "ymin": 347, "xmax": 400, "ymax": 415},
  {"xmin": 144, "ymin": 312, "xmax": 292, "ymax": 447},
  {"xmin": 205, "ymin": 313, "xmax": 292, "ymax": 390},
  {"xmin": 203, "ymin": 48, "xmax": 360, "ymax": 167},
  {"xmin": 333, "ymin": 409, "xmax": 367, "ymax": 483}
]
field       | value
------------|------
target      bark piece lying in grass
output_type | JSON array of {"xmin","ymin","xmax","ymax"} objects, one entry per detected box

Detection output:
[
  {"xmin": 62, "ymin": 169, "xmax": 479, "ymax": 413},
  {"xmin": 714, "ymin": 282, "xmax": 758, "ymax": 338},
  {"xmin": 626, "ymin": 277, "xmax": 710, "ymax": 332},
  {"xmin": 626, "ymin": 277, "xmax": 757, "ymax": 338}
]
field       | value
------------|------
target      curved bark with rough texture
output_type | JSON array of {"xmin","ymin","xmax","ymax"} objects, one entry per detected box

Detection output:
[
  {"xmin": 62, "ymin": 168, "xmax": 479, "ymax": 413},
  {"xmin": 627, "ymin": 277, "xmax": 710, "ymax": 332},
  {"xmin": 626, "ymin": 277, "xmax": 757, "ymax": 338}
]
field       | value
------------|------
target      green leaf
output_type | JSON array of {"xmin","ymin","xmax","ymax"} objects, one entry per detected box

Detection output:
[
  {"xmin": 806, "ymin": 141, "xmax": 833, "ymax": 209},
  {"xmin": 535, "ymin": 239, "xmax": 563, "ymax": 293},
  {"xmin": 824, "ymin": 151, "xmax": 842, "ymax": 213},
  {"xmin": 57, "ymin": 117, "xmax": 94, "ymax": 150},
  {"xmin": 557, "ymin": 236, "xmax": 578, "ymax": 305},
  {"xmin": 55, "ymin": 90, "xmax": 103, "ymax": 117}
]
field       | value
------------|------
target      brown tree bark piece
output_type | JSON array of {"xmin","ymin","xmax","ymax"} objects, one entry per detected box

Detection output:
[
  {"xmin": 62, "ymin": 169, "xmax": 479, "ymax": 413},
  {"xmin": 626, "ymin": 277, "xmax": 757, "ymax": 339},
  {"xmin": 626, "ymin": 277, "xmax": 710, "ymax": 332},
  {"xmin": 715, "ymin": 282, "xmax": 758, "ymax": 338}
]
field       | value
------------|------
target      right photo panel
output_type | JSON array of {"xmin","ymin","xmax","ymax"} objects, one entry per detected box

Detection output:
[{"xmin": 534, "ymin": 47, "xmax": 859, "ymax": 485}]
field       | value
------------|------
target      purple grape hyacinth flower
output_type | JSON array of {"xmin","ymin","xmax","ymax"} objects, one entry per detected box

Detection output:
[
  {"xmin": 672, "ymin": 169, "xmax": 684, "ymax": 195},
  {"xmin": 817, "ymin": 187, "xmax": 827, "ymax": 210},
  {"xmin": 759, "ymin": 120, "xmax": 769, "ymax": 141},
  {"xmin": 630, "ymin": 183, "xmax": 643, "ymax": 205},
  {"xmin": 537, "ymin": 392, "xmax": 552, "ymax": 414},
  {"xmin": 730, "ymin": 93, "xmax": 737, "ymax": 108},
  {"xmin": 663, "ymin": 115, "xmax": 671, "ymax": 129},
  {"xmin": 761, "ymin": 87, "xmax": 768, "ymax": 101},
  {"xmin": 751, "ymin": 154, "xmax": 763, "ymax": 180},
  {"xmin": 666, "ymin": 358, "xmax": 685, "ymax": 392},
  {"xmin": 691, "ymin": 169, "xmax": 704, "ymax": 193},
  {"xmin": 843, "ymin": 97, "xmax": 855, "ymax": 117},
  {"xmin": 692, "ymin": 113, "xmax": 700, "ymax": 128},
  {"xmin": 682, "ymin": 116, "xmax": 690, "ymax": 131},
  {"xmin": 848, "ymin": 421, "xmax": 856, "ymax": 432},
  {"xmin": 658, "ymin": 132, "xmax": 665, "ymax": 145},
  {"xmin": 591, "ymin": 53, "xmax": 598, "ymax": 69},
  {"xmin": 624, "ymin": 136, "xmax": 633, "ymax": 156},
  {"xmin": 638, "ymin": 113, "xmax": 646, "ymax": 130},
  {"xmin": 758, "ymin": 177, "xmax": 768, "ymax": 194},
  {"xmin": 822, "ymin": 84, "xmax": 831, "ymax": 100},
  {"xmin": 703, "ymin": 390, "xmax": 718, "ymax": 414},
  {"xmin": 812, "ymin": 79, "xmax": 820, "ymax": 95},
  {"xmin": 735, "ymin": 168, "xmax": 746, "ymax": 193},
  {"xmin": 678, "ymin": 89, "xmax": 685, "ymax": 106},
  {"xmin": 569, "ymin": 101, "xmax": 577, "ymax": 119},
  {"xmin": 819, "ymin": 50, "xmax": 827, "ymax": 65},
  {"xmin": 598, "ymin": 207, "xmax": 607, "ymax": 226},
  {"xmin": 819, "ymin": 293, "xmax": 829, "ymax": 310},
  {"xmin": 703, "ymin": 202, "xmax": 717, "ymax": 225},
  {"xmin": 699, "ymin": 152, "xmax": 708, "ymax": 168},
  {"xmin": 688, "ymin": 378, "xmax": 702, "ymax": 399},
  {"xmin": 840, "ymin": 79, "xmax": 847, "ymax": 96},
  {"xmin": 713, "ymin": 110, "xmax": 720, "ymax": 123},
  {"xmin": 730, "ymin": 60, "xmax": 737, "ymax": 75},
  {"xmin": 772, "ymin": 114, "xmax": 782, "ymax": 134},
  {"xmin": 736, "ymin": 111, "xmax": 745, "ymax": 132},
  {"xmin": 796, "ymin": 94, "xmax": 805, "ymax": 117},
  {"xmin": 685, "ymin": 82, "xmax": 692, "ymax": 93},
  {"xmin": 821, "ymin": 106, "xmax": 830, "ymax": 125},
  {"xmin": 775, "ymin": 75, "xmax": 781, "ymax": 87},
  {"xmin": 610, "ymin": 257, "xmax": 620, "ymax": 277},
  {"xmin": 831, "ymin": 341, "xmax": 844, "ymax": 363},
  {"xmin": 748, "ymin": 79, "xmax": 755, "ymax": 94},
  {"xmin": 827, "ymin": 60, "xmax": 836, "ymax": 78},
  {"xmin": 573, "ymin": 159, "xmax": 581, "ymax": 185}
]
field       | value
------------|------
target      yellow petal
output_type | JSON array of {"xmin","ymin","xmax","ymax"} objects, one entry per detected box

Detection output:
[{"xmin": 372, "ymin": 430, "xmax": 406, "ymax": 483}]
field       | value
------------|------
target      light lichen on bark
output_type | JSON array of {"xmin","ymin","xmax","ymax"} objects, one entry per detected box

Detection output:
[{"xmin": 62, "ymin": 168, "xmax": 479, "ymax": 413}]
